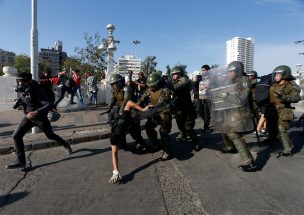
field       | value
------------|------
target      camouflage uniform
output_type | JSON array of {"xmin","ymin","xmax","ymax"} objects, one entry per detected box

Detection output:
[
  {"xmin": 218, "ymin": 62, "xmax": 256, "ymax": 170},
  {"xmin": 269, "ymin": 65, "xmax": 301, "ymax": 155},
  {"xmin": 246, "ymin": 71, "xmax": 259, "ymax": 120},
  {"xmin": 108, "ymin": 74, "xmax": 146, "ymax": 150},
  {"xmin": 171, "ymin": 66, "xmax": 200, "ymax": 151},
  {"xmin": 138, "ymin": 73, "xmax": 173, "ymax": 160}
]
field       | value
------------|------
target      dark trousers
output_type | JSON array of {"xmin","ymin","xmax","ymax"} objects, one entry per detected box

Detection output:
[
  {"xmin": 54, "ymin": 86, "xmax": 72, "ymax": 108},
  {"xmin": 198, "ymin": 99, "xmax": 211, "ymax": 129},
  {"xmin": 89, "ymin": 91, "xmax": 98, "ymax": 105},
  {"xmin": 12, "ymin": 116, "xmax": 69, "ymax": 163},
  {"xmin": 110, "ymin": 112, "xmax": 145, "ymax": 147}
]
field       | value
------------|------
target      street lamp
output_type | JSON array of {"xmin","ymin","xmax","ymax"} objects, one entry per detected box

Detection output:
[
  {"xmin": 132, "ymin": 40, "xmax": 140, "ymax": 57},
  {"xmin": 98, "ymin": 24, "xmax": 120, "ymax": 104}
]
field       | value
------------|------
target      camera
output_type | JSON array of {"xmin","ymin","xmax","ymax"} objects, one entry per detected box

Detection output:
[
  {"xmin": 14, "ymin": 85, "xmax": 26, "ymax": 93},
  {"xmin": 13, "ymin": 98, "xmax": 23, "ymax": 109}
]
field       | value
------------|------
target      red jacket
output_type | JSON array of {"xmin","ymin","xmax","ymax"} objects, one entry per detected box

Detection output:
[{"xmin": 72, "ymin": 73, "xmax": 82, "ymax": 87}]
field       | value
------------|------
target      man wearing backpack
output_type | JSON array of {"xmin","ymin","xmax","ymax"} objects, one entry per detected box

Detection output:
[{"xmin": 269, "ymin": 65, "xmax": 301, "ymax": 156}]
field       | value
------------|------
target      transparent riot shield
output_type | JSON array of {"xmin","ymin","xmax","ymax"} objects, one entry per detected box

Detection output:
[{"xmin": 209, "ymin": 67, "xmax": 254, "ymax": 133}]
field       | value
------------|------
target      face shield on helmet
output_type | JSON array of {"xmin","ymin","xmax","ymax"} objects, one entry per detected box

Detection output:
[
  {"xmin": 272, "ymin": 65, "xmax": 294, "ymax": 81},
  {"xmin": 226, "ymin": 61, "xmax": 244, "ymax": 77},
  {"xmin": 246, "ymin": 71, "xmax": 257, "ymax": 78}
]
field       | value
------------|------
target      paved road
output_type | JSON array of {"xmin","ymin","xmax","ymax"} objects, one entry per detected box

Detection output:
[{"xmin": 1, "ymin": 112, "xmax": 304, "ymax": 215}]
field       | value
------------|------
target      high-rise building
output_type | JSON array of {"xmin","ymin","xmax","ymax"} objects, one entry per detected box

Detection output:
[
  {"xmin": 0, "ymin": 49, "xmax": 16, "ymax": 71},
  {"xmin": 39, "ymin": 40, "xmax": 67, "ymax": 74},
  {"xmin": 118, "ymin": 55, "xmax": 142, "ymax": 79},
  {"xmin": 226, "ymin": 37, "xmax": 254, "ymax": 74}
]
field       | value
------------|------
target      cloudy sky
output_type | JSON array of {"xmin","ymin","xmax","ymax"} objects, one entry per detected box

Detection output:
[{"xmin": 0, "ymin": 0, "xmax": 304, "ymax": 75}]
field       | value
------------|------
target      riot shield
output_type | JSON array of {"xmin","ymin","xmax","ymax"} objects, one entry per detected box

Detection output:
[{"xmin": 209, "ymin": 67, "xmax": 254, "ymax": 133}]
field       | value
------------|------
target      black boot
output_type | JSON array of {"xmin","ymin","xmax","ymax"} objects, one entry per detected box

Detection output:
[
  {"xmin": 238, "ymin": 162, "xmax": 256, "ymax": 172},
  {"xmin": 5, "ymin": 160, "xmax": 26, "ymax": 169},
  {"xmin": 221, "ymin": 147, "xmax": 238, "ymax": 154},
  {"xmin": 63, "ymin": 142, "xmax": 73, "ymax": 154}
]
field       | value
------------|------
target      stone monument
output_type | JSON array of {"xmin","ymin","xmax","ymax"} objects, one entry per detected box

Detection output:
[{"xmin": 0, "ymin": 66, "xmax": 19, "ymax": 110}]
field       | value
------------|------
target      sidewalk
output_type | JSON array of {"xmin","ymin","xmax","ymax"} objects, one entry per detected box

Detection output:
[{"xmin": 0, "ymin": 105, "xmax": 111, "ymax": 155}]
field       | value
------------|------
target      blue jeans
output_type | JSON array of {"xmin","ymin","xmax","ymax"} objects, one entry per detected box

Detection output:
[{"xmin": 70, "ymin": 86, "xmax": 83, "ymax": 104}]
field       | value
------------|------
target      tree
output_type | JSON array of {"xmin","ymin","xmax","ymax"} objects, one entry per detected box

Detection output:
[
  {"xmin": 14, "ymin": 55, "xmax": 31, "ymax": 73},
  {"xmin": 142, "ymin": 56, "xmax": 158, "ymax": 77},
  {"xmin": 63, "ymin": 56, "xmax": 82, "ymax": 72},
  {"xmin": 74, "ymin": 32, "xmax": 107, "ymax": 78},
  {"xmin": 38, "ymin": 59, "xmax": 52, "ymax": 76}
]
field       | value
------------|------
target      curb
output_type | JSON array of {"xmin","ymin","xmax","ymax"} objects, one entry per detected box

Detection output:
[
  {"xmin": 0, "ymin": 131, "xmax": 111, "ymax": 156},
  {"xmin": 0, "ymin": 125, "xmax": 145, "ymax": 156}
]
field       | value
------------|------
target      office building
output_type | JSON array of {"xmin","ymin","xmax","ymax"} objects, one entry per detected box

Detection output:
[{"xmin": 226, "ymin": 37, "xmax": 254, "ymax": 74}]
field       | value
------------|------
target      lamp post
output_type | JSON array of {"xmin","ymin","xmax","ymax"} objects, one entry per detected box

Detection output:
[
  {"xmin": 98, "ymin": 24, "xmax": 119, "ymax": 104},
  {"xmin": 31, "ymin": 0, "xmax": 39, "ymax": 133},
  {"xmin": 132, "ymin": 40, "xmax": 140, "ymax": 57}
]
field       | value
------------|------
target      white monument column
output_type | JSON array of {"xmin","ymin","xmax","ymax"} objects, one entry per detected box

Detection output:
[{"xmin": 98, "ymin": 24, "xmax": 119, "ymax": 104}]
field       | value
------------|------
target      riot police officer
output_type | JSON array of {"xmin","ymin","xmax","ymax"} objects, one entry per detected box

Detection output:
[
  {"xmin": 138, "ymin": 73, "xmax": 173, "ymax": 160},
  {"xmin": 269, "ymin": 65, "xmax": 301, "ymax": 156},
  {"xmin": 107, "ymin": 73, "xmax": 147, "ymax": 151},
  {"xmin": 246, "ymin": 70, "xmax": 259, "ymax": 119},
  {"xmin": 5, "ymin": 72, "xmax": 72, "ymax": 170},
  {"xmin": 211, "ymin": 62, "xmax": 256, "ymax": 171},
  {"xmin": 170, "ymin": 66, "xmax": 200, "ymax": 152}
]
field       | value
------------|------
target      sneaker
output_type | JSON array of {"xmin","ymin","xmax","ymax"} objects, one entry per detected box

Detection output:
[
  {"xmin": 63, "ymin": 142, "xmax": 73, "ymax": 155},
  {"xmin": 5, "ymin": 161, "xmax": 26, "ymax": 169},
  {"xmin": 135, "ymin": 143, "xmax": 146, "ymax": 151},
  {"xmin": 159, "ymin": 152, "xmax": 172, "ymax": 161},
  {"xmin": 70, "ymin": 102, "xmax": 77, "ymax": 105},
  {"xmin": 192, "ymin": 144, "xmax": 201, "ymax": 152}
]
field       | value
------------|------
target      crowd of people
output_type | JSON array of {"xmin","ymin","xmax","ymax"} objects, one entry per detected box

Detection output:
[
  {"xmin": 106, "ymin": 63, "xmax": 301, "ymax": 183},
  {"xmin": 4, "ymin": 62, "xmax": 302, "ymax": 186}
]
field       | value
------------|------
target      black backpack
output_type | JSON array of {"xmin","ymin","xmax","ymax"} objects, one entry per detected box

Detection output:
[{"xmin": 255, "ymin": 73, "xmax": 273, "ymax": 106}]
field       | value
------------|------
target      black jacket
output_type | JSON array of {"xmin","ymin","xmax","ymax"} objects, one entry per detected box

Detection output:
[{"xmin": 21, "ymin": 80, "xmax": 51, "ymax": 115}]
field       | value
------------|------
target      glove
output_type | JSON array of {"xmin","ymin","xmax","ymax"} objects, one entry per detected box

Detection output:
[
  {"xmin": 218, "ymin": 92, "xmax": 229, "ymax": 99},
  {"xmin": 109, "ymin": 170, "xmax": 121, "ymax": 184},
  {"xmin": 273, "ymin": 89, "xmax": 283, "ymax": 99}
]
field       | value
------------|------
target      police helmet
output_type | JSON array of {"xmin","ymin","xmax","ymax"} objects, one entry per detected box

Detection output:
[
  {"xmin": 273, "ymin": 65, "xmax": 295, "ymax": 80},
  {"xmin": 171, "ymin": 66, "xmax": 185, "ymax": 76},
  {"xmin": 109, "ymin": 74, "xmax": 123, "ymax": 84},
  {"xmin": 246, "ymin": 70, "xmax": 258, "ymax": 78},
  {"xmin": 226, "ymin": 61, "xmax": 244, "ymax": 77},
  {"xmin": 146, "ymin": 73, "xmax": 162, "ymax": 87},
  {"xmin": 48, "ymin": 112, "xmax": 61, "ymax": 122}
]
